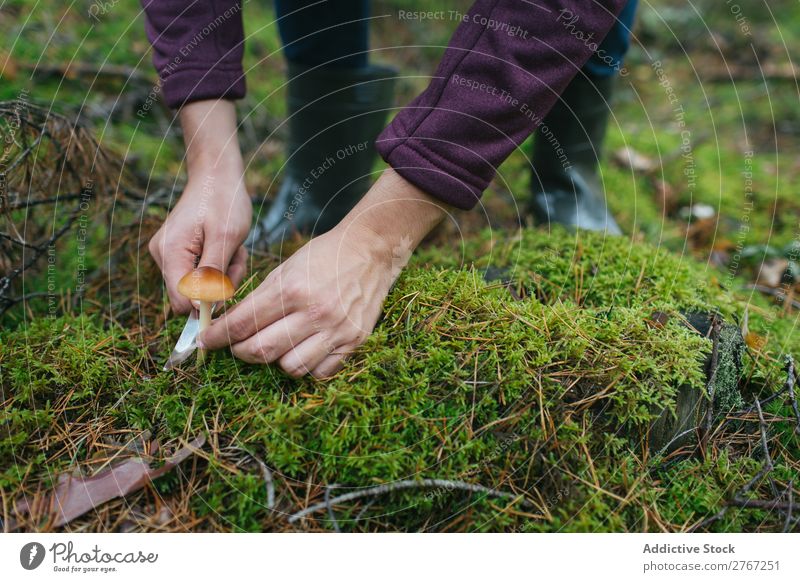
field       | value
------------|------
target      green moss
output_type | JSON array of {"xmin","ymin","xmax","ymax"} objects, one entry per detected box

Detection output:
[
  {"xmin": 3, "ymin": 228, "xmax": 797, "ymax": 531},
  {"xmin": 713, "ymin": 323, "xmax": 745, "ymax": 412}
]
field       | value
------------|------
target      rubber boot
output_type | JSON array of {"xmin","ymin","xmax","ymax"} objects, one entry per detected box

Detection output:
[
  {"xmin": 529, "ymin": 73, "xmax": 622, "ymax": 234},
  {"xmin": 248, "ymin": 63, "xmax": 397, "ymax": 249}
]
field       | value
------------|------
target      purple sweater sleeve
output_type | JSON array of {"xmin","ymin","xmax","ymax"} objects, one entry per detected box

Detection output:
[
  {"xmin": 140, "ymin": 0, "xmax": 246, "ymax": 109},
  {"xmin": 376, "ymin": 0, "xmax": 627, "ymax": 210}
]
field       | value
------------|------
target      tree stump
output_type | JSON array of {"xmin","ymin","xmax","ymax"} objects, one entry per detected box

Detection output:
[{"xmin": 648, "ymin": 312, "xmax": 745, "ymax": 453}]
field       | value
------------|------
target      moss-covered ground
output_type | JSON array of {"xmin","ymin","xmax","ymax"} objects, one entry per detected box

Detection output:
[{"xmin": 3, "ymin": 228, "xmax": 799, "ymax": 531}]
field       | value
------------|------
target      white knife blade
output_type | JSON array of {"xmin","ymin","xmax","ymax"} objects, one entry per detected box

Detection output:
[{"xmin": 163, "ymin": 304, "xmax": 216, "ymax": 371}]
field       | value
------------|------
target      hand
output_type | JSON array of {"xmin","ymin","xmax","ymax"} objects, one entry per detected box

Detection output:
[
  {"xmin": 149, "ymin": 99, "xmax": 252, "ymax": 314},
  {"xmin": 149, "ymin": 173, "xmax": 251, "ymax": 314},
  {"xmin": 199, "ymin": 224, "xmax": 392, "ymax": 377},
  {"xmin": 198, "ymin": 170, "xmax": 449, "ymax": 378}
]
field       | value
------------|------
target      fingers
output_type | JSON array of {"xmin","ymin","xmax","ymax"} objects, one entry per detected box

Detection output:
[
  {"xmin": 197, "ymin": 225, "xmax": 246, "ymax": 276},
  {"xmin": 278, "ymin": 334, "xmax": 337, "ymax": 378},
  {"xmin": 232, "ymin": 322, "xmax": 350, "ymax": 378},
  {"xmin": 311, "ymin": 352, "xmax": 348, "ymax": 379},
  {"xmin": 198, "ymin": 281, "xmax": 290, "ymax": 350},
  {"xmin": 198, "ymin": 267, "xmax": 306, "ymax": 349},
  {"xmin": 228, "ymin": 312, "xmax": 315, "ymax": 364},
  {"xmin": 227, "ymin": 245, "xmax": 248, "ymax": 288},
  {"xmin": 149, "ymin": 235, "xmax": 196, "ymax": 315}
]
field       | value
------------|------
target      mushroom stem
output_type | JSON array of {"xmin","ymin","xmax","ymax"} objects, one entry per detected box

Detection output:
[
  {"xmin": 197, "ymin": 300, "xmax": 212, "ymax": 364},
  {"xmin": 177, "ymin": 267, "xmax": 233, "ymax": 367}
]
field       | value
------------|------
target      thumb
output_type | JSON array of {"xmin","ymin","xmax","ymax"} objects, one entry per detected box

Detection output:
[{"xmin": 193, "ymin": 228, "xmax": 242, "ymax": 306}]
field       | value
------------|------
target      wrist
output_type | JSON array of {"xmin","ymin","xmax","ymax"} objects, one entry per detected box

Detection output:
[
  {"xmin": 181, "ymin": 172, "xmax": 251, "ymax": 212},
  {"xmin": 188, "ymin": 150, "xmax": 244, "ymax": 178},
  {"xmin": 185, "ymin": 158, "xmax": 246, "ymax": 191},
  {"xmin": 337, "ymin": 169, "xmax": 448, "ymax": 260}
]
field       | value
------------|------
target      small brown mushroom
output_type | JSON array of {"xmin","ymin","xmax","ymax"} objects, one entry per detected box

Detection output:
[{"xmin": 177, "ymin": 267, "xmax": 235, "ymax": 363}]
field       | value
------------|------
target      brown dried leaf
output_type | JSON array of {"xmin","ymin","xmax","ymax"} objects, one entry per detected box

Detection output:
[
  {"xmin": 0, "ymin": 50, "xmax": 18, "ymax": 80},
  {"xmin": 12, "ymin": 435, "xmax": 205, "ymax": 529},
  {"xmin": 653, "ymin": 179, "xmax": 678, "ymax": 215},
  {"xmin": 745, "ymin": 332, "xmax": 767, "ymax": 351},
  {"xmin": 647, "ymin": 311, "xmax": 671, "ymax": 329}
]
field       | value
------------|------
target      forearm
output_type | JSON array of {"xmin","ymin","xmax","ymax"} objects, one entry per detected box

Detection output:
[{"xmin": 179, "ymin": 100, "xmax": 244, "ymax": 182}]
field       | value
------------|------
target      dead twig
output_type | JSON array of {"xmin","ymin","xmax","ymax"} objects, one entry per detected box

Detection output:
[
  {"xmin": 653, "ymin": 426, "xmax": 700, "ymax": 459},
  {"xmin": 728, "ymin": 498, "xmax": 795, "ymax": 512},
  {"xmin": 1, "ymin": 101, "xmax": 138, "ymax": 314},
  {"xmin": 324, "ymin": 485, "xmax": 341, "ymax": 533},
  {"xmin": 354, "ymin": 499, "xmax": 377, "ymax": 524},
  {"xmin": 695, "ymin": 395, "xmax": 794, "ymax": 531},
  {"xmin": 261, "ymin": 462, "xmax": 276, "ymax": 511},
  {"xmin": 19, "ymin": 62, "xmax": 156, "ymax": 86},
  {"xmin": 288, "ymin": 479, "xmax": 532, "ymax": 525},
  {"xmin": 1, "ymin": 192, "xmax": 85, "ymax": 211},
  {"xmin": 783, "ymin": 479, "xmax": 794, "ymax": 533},
  {"xmin": 737, "ymin": 358, "xmax": 798, "ymax": 419},
  {"xmin": 226, "ymin": 445, "xmax": 276, "ymax": 510},
  {"xmin": 743, "ymin": 284, "xmax": 800, "ymax": 311},
  {"xmin": 726, "ymin": 399, "xmax": 784, "ymax": 521},
  {"xmin": 740, "ymin": 399, "xmax": 773, "ymax": 494},
  {"xmin": 690, "ymin": 506, "xmax": 728, "ymax": 532}
]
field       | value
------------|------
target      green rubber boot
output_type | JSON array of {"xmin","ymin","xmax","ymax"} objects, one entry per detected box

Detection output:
[
  {"xmin": 248, "ymin": 63, "xmax": 397, "ymax": 249},
  {"xmin": 529, "ymin": 73, "xmax": 621, "ymax": 234}
]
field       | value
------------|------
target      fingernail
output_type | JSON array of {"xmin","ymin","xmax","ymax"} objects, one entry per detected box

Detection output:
[{"xmin": 196, "ymin": 338, "xmax": 206, "ymax": 349}]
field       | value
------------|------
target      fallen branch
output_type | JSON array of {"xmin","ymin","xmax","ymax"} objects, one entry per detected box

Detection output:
[
  {"xmin": 226, "ymin": 445, "xmax": 276, "ymax": 510},
  {"xmin": 325, "ymin": 485, "xmax": 341, "ymax": 533},
  {"xmin": 732, "ymin": 399, "xmax": 774, "ymax": 503},
  {"xmin": 653, "ymin": 426, "xmax": 699, "ymax": 459},
  {"xmin": 1, "ymin": 192, "xmax": 85, "ymax": 211},
  {"xmin": 783, "ymin": 479, "xmax": 794, "ymax": 533},
  {"xmin": 288, "ymin": 479, "xmax": 532, "ymax": 525},
  {"xmin": 724, "ymin": 399, "xmax": 796, "ymax": 525},
  {"xmin": 728, "ymin": 498, "xmax": 794, "ymax": 512},
  {"xmin": 19, "ymin": 62, "xmax": 156, "ymax": 86},
  {"xmin": 692, "ymin": 396, "xmax": 793, "ymax": 531}
]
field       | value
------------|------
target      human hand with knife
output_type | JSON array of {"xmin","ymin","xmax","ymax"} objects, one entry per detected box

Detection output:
[
  {"xmin": 152, "ymin": 99, "xmax": 250, "ymax": 370},
  {"xmin": 149, "ymin": 99, "xmax": 251, "ymax": 316}
]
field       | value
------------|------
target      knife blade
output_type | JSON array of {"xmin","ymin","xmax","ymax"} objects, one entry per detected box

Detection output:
[{"xmin": 163, "ymin": 304, "xmax": 217, "ymax": 371}]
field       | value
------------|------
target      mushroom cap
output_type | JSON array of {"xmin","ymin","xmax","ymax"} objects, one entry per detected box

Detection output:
[{"xmin": 177, "ymin": 267, "xmax": 235, "ymax": 302}]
